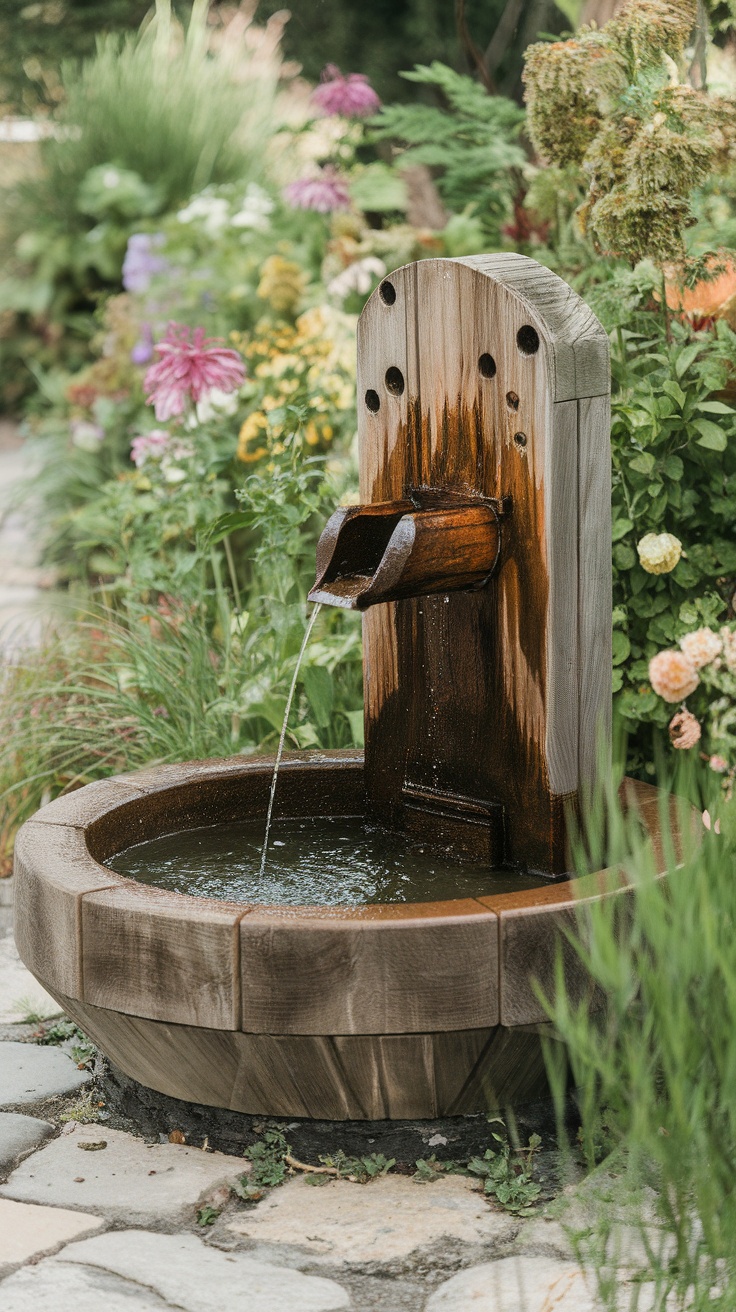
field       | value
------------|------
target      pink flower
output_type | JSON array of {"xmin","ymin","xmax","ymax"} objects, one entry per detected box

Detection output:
[
  {"xmin": 283, "ymin": 167, "xmax": 351, "ymax": 214},
  {"xmin": 130, "ymin": 430, "xmax": 170, "ymax": 467},
  {"xmin": 649, "ymin": 650, "xmax": 699, "ymax": 703},
  {"xmin": 680, "ymin": 627, "xmax": 722, "ymax": 669},
  {"xmin": 710, "ymin": 754, "xmax": 729, "ymax": 773},
  {"xmin": 668, "ymin": 709, "xmax": 701, "ymax": 750},
  {"xmin": 311, "ymin": 65, "xmax": 381, "ymax": 118},
  {"xmin": 144, "ymin": 323, "xmax": 245, "ymax": 422}
]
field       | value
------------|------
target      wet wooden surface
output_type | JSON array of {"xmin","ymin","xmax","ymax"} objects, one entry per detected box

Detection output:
[{"xmin": 357, "ymin": 255, "xmax": 610, "ymax": 874}]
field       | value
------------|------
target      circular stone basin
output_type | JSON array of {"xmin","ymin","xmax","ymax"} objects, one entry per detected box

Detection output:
[{"xmin": 13, "ymin": 751, "xmax": 681, "ymax": 1121}]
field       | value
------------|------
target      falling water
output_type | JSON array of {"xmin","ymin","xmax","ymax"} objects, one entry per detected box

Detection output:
[{"xmin": 258, "ymin": 602, "xmax": 322, "ymax": 879}]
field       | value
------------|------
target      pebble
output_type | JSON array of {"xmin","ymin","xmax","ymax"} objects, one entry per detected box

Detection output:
[
  {"xmin": 0, "ymin": 1112, "xmax": 53, "ymax": 1174},
  {"xmin": 0, "ymin": 1196, "xmax": 104, "ymax": 1276},
  {"xmin": 227, "ymin": 1172, "xmax": 518, "ymax": 1265},
  {"xmin": 0, "ymin": 1229, "xmax": 352, "ymax": 1311},
  {"xmin": 0, "ymin": 1125, "xmax": 247, "ymax": 1227},
  {"xmin": 0, "ymin": 1041, "xmax": 89, "ymax": 1109}
]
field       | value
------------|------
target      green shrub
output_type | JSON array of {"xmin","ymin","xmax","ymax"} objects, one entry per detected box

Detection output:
[{"xmin": 544, "ymin": 778, "xmax": 736, "ymax": 1308}]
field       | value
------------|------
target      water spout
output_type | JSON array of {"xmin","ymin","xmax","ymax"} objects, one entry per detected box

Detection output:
[{"xmin": 309, "ymin": 496, "xmax": 507, "ymax": 610}]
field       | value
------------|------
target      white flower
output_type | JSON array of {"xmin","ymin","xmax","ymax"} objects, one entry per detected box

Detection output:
[
  {"xmin": 102, "ymin": 168, "xmax": 121, "ymax": 189},
  {"xmin": 177, "ymin": 195, "xmax": 230, "ymax": 239},
  {"xmin": 191, "ymin": 387, "xmax": 241, "ymax": 425},
  {"xmin": 327, "ymin": 257, "xmax": 387, "ymax": 302},
  {"xmin": 230, "ymin": 183, "xmax": 274, "ymax": 231}
]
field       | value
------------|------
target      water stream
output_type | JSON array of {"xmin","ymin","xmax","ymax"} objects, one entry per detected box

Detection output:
[{"xmin": 258, "ymin": 601, "xmax": 322, "ymax": 879}]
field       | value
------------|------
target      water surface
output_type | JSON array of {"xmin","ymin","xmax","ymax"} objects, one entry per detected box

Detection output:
[{"xmin": 111, "ymin": 815, "xmax": 550, "ymax": 907}]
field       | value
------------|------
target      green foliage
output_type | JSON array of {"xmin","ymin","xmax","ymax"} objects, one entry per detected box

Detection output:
[
  {"xmin": 196, "ymin": 1205, "xmax": 221, "ymax": 1226},
  {"xmin": 0, "ymin": 0, "xmax": 283, "ymax": 398},
  {"xmin": 587, "ymin": 268, "xmax": 736, "ymax": 763},
  {"xmin": 35, "ymin": 1018, "xmax": 97, "ymax": 1066},
  {"xmin": 371, "ymin": 62, "xmax": 526, "ymax": 240},
  {"xmin": 238, "ymin": 1128, "xmax": 291, "ymax": 1199},
  {"xmin": 544, "ymin": 781, "xmax": 736, "ymax": 1308},
  {"xmin": 315, "ymin": 1151, "xmax": 396, "ymax": 1183},
  {"xmin": 523, "ymin": 0, "xmax": 736, "ymax": 264},
  {"xmin": 466, "ymin": 1120, "xmax": 543, "ymax": 1214}
]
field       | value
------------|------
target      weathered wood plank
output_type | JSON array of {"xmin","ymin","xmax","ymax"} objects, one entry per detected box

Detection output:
[
  {"xmin": 50, "ymin": 989, "xmax": 552, "ymax": 1118},
  {"xmin": 81, "ymin": 885, "xmax": 248, "ymax": 1029},
  {"xmin": 578, "ymin": 393, "xmax": 613, "ymax": 789},
  {"xmin": 13, "ymin": 821, "xmax": 119, "ymax": 998},
  {"xmin": 239, "ymin": 902, "xmax": 499, "ymax": 1035}
]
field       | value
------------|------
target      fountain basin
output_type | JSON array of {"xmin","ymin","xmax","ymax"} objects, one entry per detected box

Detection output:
[{"xmin": 14, "ymin": 750, "xmax": 678, "ymax": 1120}]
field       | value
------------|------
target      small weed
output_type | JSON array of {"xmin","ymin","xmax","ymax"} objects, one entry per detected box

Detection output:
[
  {"xmin": 316, "ymin": 1151, "xmax": 396, "ymax": 1183},
  {"xmin": 234, "ymin": 1128, "xmax": 291, "ymax": 1203},
  {"xmin": 467, "ymin": 1120, "xmax": 543, "ymax": 1215},
  {"xmin": 196, "ymin": 1206, "xmax": 221, "ymax": 1227},
  {"xmin": 59, "ymin": 1092, "xmax": 107, "ymax": 1124},
  {"xmin": 13, "ymin": 996, "xmax": 54, "ymax": 1026},
  {"xmin": 414, "ymin": 1155, "xmax": 464, "ymax": 1183},
  {"xmin": 35, "ymin": 1018, "xmax": 97, "ymax": 1068}
]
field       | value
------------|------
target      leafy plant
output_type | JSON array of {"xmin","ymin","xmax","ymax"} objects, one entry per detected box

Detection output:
[
  {"xmin": 370, "ymin": 61, "xmax": 525, "ymax": 241},
  {"xmin": 466, "ymin": 1119, "xmax": 543, "ymax": 1215},
  {"xmin": 35, "ymin": 1017, "xmax": 97, "ymax": 1067},
  {"xmin": 544, "ymin": 777, "xmax": 736, "ymax": 1309},
  {"xmin": 314, "ymin": 1150, "xmax": 396, "ymax": 1183},
  {"xmin": 196, "ymin": 1205, "xmax": 221, "ymax": 1226}
]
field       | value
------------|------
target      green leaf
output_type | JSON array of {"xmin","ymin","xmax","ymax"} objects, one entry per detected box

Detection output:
[
  {"xmin": 612, "ymin": 517, "xmax": 633, "ymax": 542},
  {"xmin": 693, "ymin": 418, "xmax": 727, "ymax": 451},
  {"xmin": 349, "ymin": 163, "xmax": 408, "ymax": 213},
  {"xmin": 301, "ymin": 665, "xmax": 334, "ymax": 728},
  {"xmin": 629, "ymin": 452, "xmax": 656, "ymax": 475},
  {"xmin": 675, "ymin": 343, "xmax": 701, "ymax": 377},
  {"xmin": 698, "ymin": 400, "xmax": 735, "ymax": 415},
  {"xmin": 612, "ymin": 631, "xmax": 631, "ymax": 666},
  {"xmin": 346, "ymin": 709, "xmax": 364, "ymax": 747},
  {"xmin": 614, "ymin": 544, "xmax": 636, "ymax": 570}
]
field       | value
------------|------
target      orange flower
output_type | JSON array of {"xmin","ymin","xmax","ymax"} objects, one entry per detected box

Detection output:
[{"xmin": 668, "ymin": 709, "xmax": 701, "ymax": 750}]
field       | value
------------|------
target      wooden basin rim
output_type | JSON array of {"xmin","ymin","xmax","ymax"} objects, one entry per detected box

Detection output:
[{"xmin": 12, "ymin": 754, "xmax": 683, "ymax": 1118}]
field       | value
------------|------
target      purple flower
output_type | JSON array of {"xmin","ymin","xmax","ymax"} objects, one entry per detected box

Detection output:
[
  {"xmin": 311, "ymin": 65, "xmax": 381, "ymax": 118},
  {"xmin": 130, "ymin": 322, "xmax": 153, "ymax": 365},
  {"xmin": 283, "ymin": 167, "xmax": 351, "ymax": 215},
  {"xmin": 122, "ymin": 233, "xmax": 169, "ymax": 294}
]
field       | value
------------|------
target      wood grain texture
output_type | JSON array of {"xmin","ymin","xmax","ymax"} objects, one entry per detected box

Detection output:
[
  {"xmin": 239, "ymin": 902, "xmax": 499, "ymax": 1035},
  {"xmin": 578, "ymin": 394, "xmax": 613, "ymax": 788},
  {"xmin": 357, "ymin": 257, "xmax": 611, "ymax": 873},
  {"xmin": 13, "ymin": 821, "xmax": 119, "ymax": 997},
  {"xmin": 26, "ymin": 777, "xmax": 145, "ymax": 828},
  {"xmin": 459, "ymin": 253, "xmax": 610, "ymax": 401},
  {"xmin": 81, "ymin": 884, "xmax": 248, "ymax": 1029},
  {"xmin": 50, "ymin": 989, "xmax": 553, "ymax": 1118}
]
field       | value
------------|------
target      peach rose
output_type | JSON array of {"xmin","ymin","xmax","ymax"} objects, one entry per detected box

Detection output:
[
  {"xmin": 649, "ymin": 649, "xmax": 699, "ymax": 702},
  {"xmin": 680, "ymin": 628, "xmax": 722, "ymax": 669}
]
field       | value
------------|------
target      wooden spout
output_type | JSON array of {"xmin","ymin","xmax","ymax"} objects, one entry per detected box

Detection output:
[{"xmin": 308, "ymin": 498, "xmax": 502, "ymax": 610}]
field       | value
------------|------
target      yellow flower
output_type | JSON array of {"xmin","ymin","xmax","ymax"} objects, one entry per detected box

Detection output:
[
  {"xmin": 257, "ymin": 255, "xmax": 307, "ymax": 316},
  {"xmin": 237, "ymin": 412, "xmax": 268, "ymax": 463},
  {"xmin": 304, "ymin": 421, "xmax": 320, "ymax": 446},
  {"xmin": 637, "ymin": 532, "xmax": 682, "ymax": 574}
]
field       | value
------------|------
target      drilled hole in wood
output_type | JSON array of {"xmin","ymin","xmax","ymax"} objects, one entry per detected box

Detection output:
[
  {"xmin": 506, "ymin": 391, "xmax": 519, "ymax": 411},
  {"xmin": 365, "ymin": 389, "xmax": 381, "ymax": 413},
  {"xmin": 513, "ymin": 431, "xmax": 527, "ymax": 449},
  {"xmin": 379, "ymin": 281, "xmax": 397, "ymax": 305},
  {"xmin": 385, "ymin": 367, "xmax": 405, "ymax": 396},
  {"xmin": 517, "ymin": 325, "xmax": 540, "ymax": 355},
  {"xmin": 478, "ymin": 353, "xmax": 496, "ymax": 379}
]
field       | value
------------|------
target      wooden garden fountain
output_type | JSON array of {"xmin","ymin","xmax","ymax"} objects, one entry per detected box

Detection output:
[{"xmin": 14, "ymin": 256, "xmax": 674, "ymax": 1120}]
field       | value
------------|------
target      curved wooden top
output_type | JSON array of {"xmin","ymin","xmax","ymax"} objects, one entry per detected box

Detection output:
[{"xmin": 13, "ymin": 752, "xmax": 685, "ymax": 1037}]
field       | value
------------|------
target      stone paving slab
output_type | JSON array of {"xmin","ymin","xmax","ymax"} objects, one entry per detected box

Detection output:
[
  {"xmin": 0, "ymin": 1124, "xmax": 248, "ymax": 1228},
  {"xmin": 227, "ymin": 1172, "xmax": 518, "ymax": 1266},
  {"xmin": 0, "ymin": 1196, "xmax": 104, "ymax": 1276},
  {"xmin": 0, "ymin": 1112, "xmax": 53, "ymax": 1173},
  {"xmin": 0, "ymin": 1041, "xmax": 88, "ymax": 1108},
  {"xmin": 43, "ymin": 1229, "xmax": 351, "ymax": 1310},
  {"xmin": 425, "ymin": 1254, "xmax": 668, "ymax": 1311},
  {"xmin": 0, "ymin": 1260, "xmax": 173, "ymax": 1310},
  {"xmin": 0, "ymin": 932, "xmax": 60, "ymax": 1024}
]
